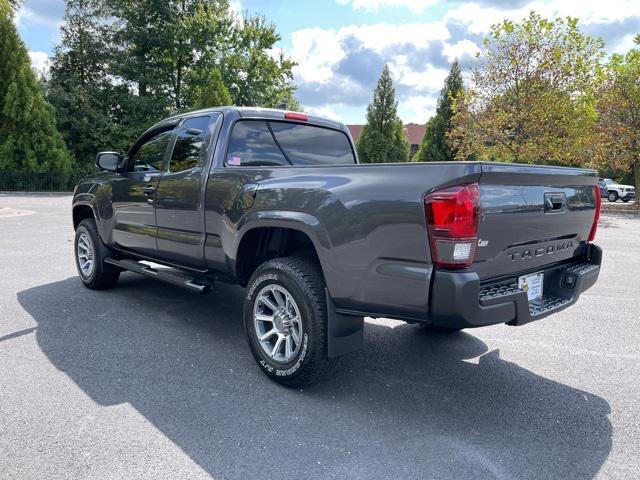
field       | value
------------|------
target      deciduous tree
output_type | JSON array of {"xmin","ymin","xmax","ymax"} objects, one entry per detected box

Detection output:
[
  {"xmin": 450, "ymin": 12, "xmax": 604, "ymax": 166},
  {"xmin": 594, "ymin": 35, "xmax": 640, "ymax": 204},
  {"xmin": 107, "ymin": 1, "xmax": 298, "ymax": 112},
  {"xmin": 357, "ymin": 65, "xmax": 409, "ymax": 163}
]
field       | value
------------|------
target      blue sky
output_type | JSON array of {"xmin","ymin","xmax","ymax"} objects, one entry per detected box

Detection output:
[{"xmin": 15, "ymin": 0, "xmax": 640, "ymax": 124}]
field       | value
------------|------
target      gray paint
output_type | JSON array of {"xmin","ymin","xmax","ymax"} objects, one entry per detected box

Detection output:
[{"xmin": 73, "ymin": 107, "xmax": 599, "ymax": 322}]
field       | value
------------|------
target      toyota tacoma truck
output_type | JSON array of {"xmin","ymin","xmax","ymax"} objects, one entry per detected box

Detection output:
[{"xmin": 72, "ymin": 107, "xmax": 602, "ymax": 387}]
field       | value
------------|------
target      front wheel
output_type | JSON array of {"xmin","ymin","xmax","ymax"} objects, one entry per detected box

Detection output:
[
  {"xmin": 608, "ymin": 191, "xmax": 618, "ymax": 202},
  {"xmin": 74, "ymin": 218, "xmax": 120, "ymax": 289},
  {"xmin": 622, "ymin": 197, "xmax": 631, "ymax": 203},
  {"xmin": 244, "ymin": 257, "xmax": 335, "ymax": 387}
]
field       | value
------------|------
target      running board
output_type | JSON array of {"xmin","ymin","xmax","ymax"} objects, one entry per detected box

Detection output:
[{"xmin": 104, "ymin": 258, "xmax": 211, "ymax": 294}]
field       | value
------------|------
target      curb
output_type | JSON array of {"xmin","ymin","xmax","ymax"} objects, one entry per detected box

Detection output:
[
  {"xmin": 0, "ymin": 192, "xmax": 73, "ymax": 196},
  {"xmin": 601, "ymin": 203, "xmax": 639, "ymax": 216}
]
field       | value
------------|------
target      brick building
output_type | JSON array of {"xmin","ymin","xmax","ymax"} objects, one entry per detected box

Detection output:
[{"xmin": 346, "ymin": 123, "xmax": 426, "ymax": 157}]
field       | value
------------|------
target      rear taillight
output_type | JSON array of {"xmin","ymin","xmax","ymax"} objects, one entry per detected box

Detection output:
[
  {"xmin": 424, "ymin": 183, "xmax": 480, "ymax": 268},
  {"xmin": 588, "ymin": 185, "xmax": 601, "ymax": 242}
]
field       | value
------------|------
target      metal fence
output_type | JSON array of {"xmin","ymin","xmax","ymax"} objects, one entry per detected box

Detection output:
[{"xmin": 0, "ymin": 171, "xmax": 84, "ymax": 192}]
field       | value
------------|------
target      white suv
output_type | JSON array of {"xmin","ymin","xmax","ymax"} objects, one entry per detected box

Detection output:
[{"xmin": 599, "ymin": 178, "xmax": 636, "ymax": 203}]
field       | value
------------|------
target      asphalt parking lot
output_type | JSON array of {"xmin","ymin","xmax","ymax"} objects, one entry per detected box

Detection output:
[{"xmin": 1, "ymin": 194, "xmax": 639, "ymax": 480}]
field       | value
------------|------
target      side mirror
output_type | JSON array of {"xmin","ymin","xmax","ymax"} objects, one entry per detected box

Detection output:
[{"xmin": 96, "ymin": 152, "xmax": 122, "ymax": 172}]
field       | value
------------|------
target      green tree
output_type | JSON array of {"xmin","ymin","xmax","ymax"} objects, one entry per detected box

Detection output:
[
  {"xmin": 450, "ymin": 12, "xmax": 604, "ymax": 166},
  {"xmin": 594, "ymin": 34, "xmax": 640, "ymax": 204},
  {"xmin": 107, "ymin": 1, "xmax": 297, "ymax": 112},
  {"xmin": 356, "ymin": 65, "xmax": 409, "ymax": 163},
  {"xmin": 414, "ymin": 60, "xmax": 463, "ymax": 162},
  {"xmin": 47, "ymin": 0, "xmax": 116, "ymax": 173},
  {"xmin": 0, "ymin": 0, "xmax": 70, "ymax": 173},
  {"xmin": 193, "ymin": 68, "xmax": 232, "ymax": 109},
  {"xmin": 220, "ymin": 14, "xmax": 298, "ymax": 109}
]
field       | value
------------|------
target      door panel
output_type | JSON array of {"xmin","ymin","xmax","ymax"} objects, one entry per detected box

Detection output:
[
  {"xmin": 155, "ymin": 115, "xmax": 219, "ymax": 268},
  {"xmin": 111, "ymin": 128, "xmax": 174, "ymax": 257}
]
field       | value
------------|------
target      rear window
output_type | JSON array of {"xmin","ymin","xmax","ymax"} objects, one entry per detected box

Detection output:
[{"xmin": 226, "ymin": 120, "xmax": 355, "ymax": 167}]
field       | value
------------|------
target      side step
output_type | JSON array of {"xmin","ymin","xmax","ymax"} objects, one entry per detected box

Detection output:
[{"xmin": 105, "ymin": 258, "xmax": 212, "ymax": 294}]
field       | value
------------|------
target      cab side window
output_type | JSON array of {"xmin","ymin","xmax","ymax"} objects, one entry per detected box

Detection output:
[
  {"xmin": 169, "ymin": 116, "xmax": 211, "ymax": 173},
  {"xmin": 128, "ymin": 129, "xmax": 174, "ymax": 173}
]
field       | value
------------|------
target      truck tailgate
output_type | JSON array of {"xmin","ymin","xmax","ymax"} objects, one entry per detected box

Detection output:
[{"xmin": 474, "ymin": 163, "xmax": 599, "ymax": 281}]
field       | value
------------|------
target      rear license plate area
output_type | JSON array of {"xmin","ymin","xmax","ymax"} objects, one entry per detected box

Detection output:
[{"xmin": 518, "ymin": 272, "xmax": 544, "ymax": 301}]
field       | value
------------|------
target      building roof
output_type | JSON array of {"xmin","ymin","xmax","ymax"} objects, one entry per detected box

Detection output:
[
  {"xmin": 404, "ymin": 123, "xmax": 426, "ymax": 146},
  {"xmin": 346, "ymin": 125, "xmax": 363, "ymax": 142},
  {"xmin": 347, "ymin": 123, "xmax": 425, "ymax": 145}
]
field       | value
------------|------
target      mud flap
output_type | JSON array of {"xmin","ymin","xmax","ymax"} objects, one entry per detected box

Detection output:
[{"xmin": 326, "ymin": 289, "xmax": 364, "ymax": 358}]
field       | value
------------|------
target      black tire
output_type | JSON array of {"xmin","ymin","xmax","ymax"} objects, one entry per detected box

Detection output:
[
  {"xmin": 74, "ymin": 218, "xmax": 120, "ymax": 289},
  {"xmin": 622, "ymin": 197, "xmax": 631, "ymax": 203},
  {"xmin": 608, "ymin": 191, "xmax": 618, "ymax": 202},
  {"xmin": 244, "ymin": 257, "xmax": 335, "ymax": 388}
]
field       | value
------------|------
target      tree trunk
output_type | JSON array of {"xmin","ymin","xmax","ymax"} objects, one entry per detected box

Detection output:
[{"xmin": 634, "ymin": 156, "xmax": 640, "ymax": 206}]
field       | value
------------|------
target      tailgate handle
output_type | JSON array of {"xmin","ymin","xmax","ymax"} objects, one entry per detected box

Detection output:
[{"xmin": 544, "ymin": 193, "xmax": 566, "ymax": 213}]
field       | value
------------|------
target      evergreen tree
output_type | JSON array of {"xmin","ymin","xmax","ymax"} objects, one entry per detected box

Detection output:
[
  {"xmin": 47, "ymin": 0, "xmax": 116, "ymax": 173},
  {"xmin": 414, "ymin": 60, "xmax": 463, "ymax": 162},
  {"xmin": 356, "ymin": 65, "xmax": 409, "ymax": 163},
  {"xmin": 193, "ymin": 68, "xmax": 233, "ymax": 109},
  {"xmin": 0, "ymin": 0, "xmax": 70, "ymax": 173}
]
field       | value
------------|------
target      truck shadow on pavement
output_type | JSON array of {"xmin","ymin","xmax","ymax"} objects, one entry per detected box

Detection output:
[{"xmin": 18, "ymin": 275, "xmax": 612, "ymax": 480}]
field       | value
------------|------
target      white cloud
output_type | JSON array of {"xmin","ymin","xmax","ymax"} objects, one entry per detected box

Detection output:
[
  {"xmin": 15, "ymin": 1, "xmax": 64, "ymax": 31},
  {"xmin": 444, "ymin": 0, "xmax": 640, "ymax": 36},
  {"xmin": 337, "ymin": 0, "xmax": 437, "ymax": 13},
  {"xmin": 305, "ymin": 105, "xmax": 344, "ymax": 122},
  {"xmin": 290, "ymin": 28, "xmax": 346, "ymax": 83},
  {"xmin": 28, "ymin": 51, "xmax": 51, "ymax": 77},
  {"xmin": 400, "ymin": 95, "xmax": 438, "ymax": 123},
  {"xmin": 613, "ymin": 33, "xmax": 639, "ymax": 54},
  {"xmin": 230, "ymin": 0, "xmax": 242, "ymax": 13},
  {"xmin": 443, "ymin": 39, "xmax": 481, "ymax": 62},
  {"xmin": 288, "ymin": 20, "xmax": 458, "ymax": 122},
  {"xmin": 294, "ymin": 0, "xmax": 640, "ymax": 123},
  {"xmin": 289, "ymin": 20, "xmax": 452, "ymax": 83}
]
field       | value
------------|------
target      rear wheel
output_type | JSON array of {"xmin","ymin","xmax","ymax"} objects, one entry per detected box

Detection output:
[
  {"xmin": 608, "ymin": 191, "xmax": 618, "ymax": 202},
  {"xmin": 244, "ymin": 257, "xmax": 335, "ymax": 387},
  {"xmin": 74, "ymin": 218, "xmax": 120, "ymax": 289}
]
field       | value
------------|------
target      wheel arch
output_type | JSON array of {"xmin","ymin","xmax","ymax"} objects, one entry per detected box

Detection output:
[
  {"xmin": 72, "ymin": 202, "xmax": 97, "ymax": 229},
  {"xmin": 233, "ymin": 214, "xmax": 333, "ymax": 288}
]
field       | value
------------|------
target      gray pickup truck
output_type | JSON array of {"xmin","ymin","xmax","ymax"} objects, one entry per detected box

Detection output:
[{"xmin": 72, "ymin": 107, "xmax": 602, "ymax": 386}]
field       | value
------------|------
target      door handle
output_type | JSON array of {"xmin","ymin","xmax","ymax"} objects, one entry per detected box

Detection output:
[{"xmin": 142, "ymin": 186, "xmax": 156, "ymax": 195}]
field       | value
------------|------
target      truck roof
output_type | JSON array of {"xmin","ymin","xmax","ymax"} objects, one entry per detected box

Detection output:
[{"xmin": 151, "ymin": 106, "xmax": 346, "ymax": 132}]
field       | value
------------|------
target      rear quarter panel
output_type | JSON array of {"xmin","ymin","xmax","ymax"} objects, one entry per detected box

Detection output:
[{"xmin": 205, "ymin": 162, "xmax": 481, "ymax": 320}]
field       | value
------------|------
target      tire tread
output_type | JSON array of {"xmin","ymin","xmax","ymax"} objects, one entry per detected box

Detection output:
[{"xmin": 247, "ymin": 256, "xmax": 336, "ymax": 388}]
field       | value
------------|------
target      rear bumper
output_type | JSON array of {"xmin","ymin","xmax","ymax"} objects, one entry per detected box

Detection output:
[{"xmin": 429, "ymin": 244, "xmax": 602, "ymax": 329}]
